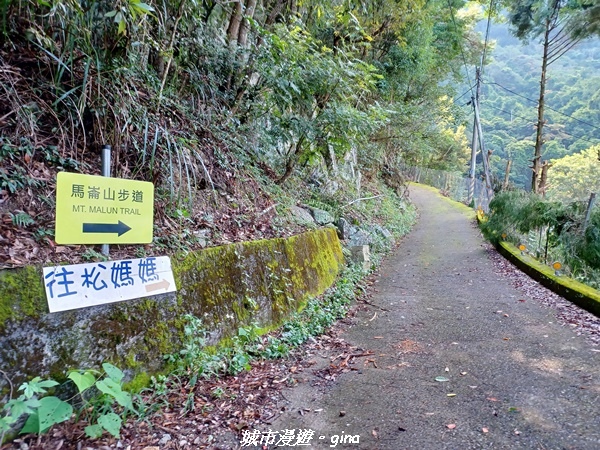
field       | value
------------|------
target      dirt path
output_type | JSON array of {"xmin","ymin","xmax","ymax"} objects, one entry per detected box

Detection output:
[{"xmin": 266, "ymin": 184, "xmax": 600, "ymax": 449}]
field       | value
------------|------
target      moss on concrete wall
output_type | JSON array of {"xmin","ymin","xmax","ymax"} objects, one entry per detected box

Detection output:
[
  {"xmin": 497, "ymin": 241, "xmax": 600, "ymax": 317},
  {"xmin": 0, "ymin": 265, "xmax": 48, "ymax": 329},
  {"xmin": 0, "ymin": 228, "xmax": 343, "ymax": 392}
]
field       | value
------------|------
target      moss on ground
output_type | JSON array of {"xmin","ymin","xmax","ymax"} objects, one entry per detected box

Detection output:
[{"xmin": 413, "ymin": 182, "xmax": 476, "ymax": 218}]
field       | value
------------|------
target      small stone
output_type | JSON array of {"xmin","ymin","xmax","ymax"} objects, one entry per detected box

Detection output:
[
  {"xmin": 336, "ymin": 217, "xmax": 351, "ymax": 240},
  {"xmin": 194, "ymin": 436, "xmax": 201, "ymax": 445},
  {"xmin": 158, "ymin": 434, "xmax": 172, "ymax": 445},
  {"xmin": 348, "ymin": 228, "xmax": 373, "ymax": 246},
  {"xmin": 372, "ymin": 225, "xmax": 393, "ymax": 240},
  {"xmin": 306, "ymin": 206, "xmax": 334, "ymax": 225},
  {"xmin": 289, "ymin": 206, "xmax": 315, "ymax": 224},
  {"xmin": 179, "ymin": 440, "xmax": 188, "ymax": 447},
  {"xmin": 339, "ymin": 410, "xmax": 346, "ymax": 417},
  {"xmin": 350, "ymin": 245, "xmax": 371, "ymax": 270}
]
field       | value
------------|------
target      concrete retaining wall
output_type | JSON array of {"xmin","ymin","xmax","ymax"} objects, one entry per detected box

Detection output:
[
  {"xmin": 0, "ymin": 228, "xmax": 343, "ymax": 391},
  {"xmin": 496, "ymin": 241, "xmax": 600, "ymax": 317}
]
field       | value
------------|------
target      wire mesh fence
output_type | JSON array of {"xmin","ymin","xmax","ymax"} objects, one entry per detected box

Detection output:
[{"xmin": 398, "ymin": 163, "xmax": 492, "ymax": 212}]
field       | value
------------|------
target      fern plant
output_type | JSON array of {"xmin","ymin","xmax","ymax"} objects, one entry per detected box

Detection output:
[{"xmin": 9, "ymin": 212, "xmax": 34, "ymax": 228}]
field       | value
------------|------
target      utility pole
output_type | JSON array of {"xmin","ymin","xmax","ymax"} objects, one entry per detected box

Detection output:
[
  {"xmin": 467, "ymin": 68, "xmax": 480, "ymax": 205},
  {"xmin": 468, "ymin": 68, "xmax": 494, "ymax": 205},
  {"xmin": 502, "ymin": 159, "xmax": 512, "ymax": 190},
  {"xmin": 472, "ymin": 98, "xmax": 494, "ymax": 202},
  {"xmin": 584, "ymin": 193, "xmax": 597, "ymax": 232}
]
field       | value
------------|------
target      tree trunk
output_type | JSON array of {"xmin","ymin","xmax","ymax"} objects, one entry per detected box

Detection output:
[
  {"xmin": 276, "ymin": 158, "xmax": 296, "ymax": 185},
  {"xmin": 537, "ymin": 161, "xmax": 551, "ymax": 196},
  {"xmin": 238, "ymin": 0, "xmax": 258, "ymax": 47},
  {"xmin": 502, "ymin": 159, "xmax": 512, "ymax": 190},
  {"xmin": 227, "ymin": 0, "xmax": 244, "ymax": 43},
  {"xmin": 532, "ymin": 19, "xmax": 551, "ymax": 193},
  {"xmin": 276, "ymin": 135, "xmax": 306, "ymax": 185},
  {"xmin": 255, "ymin": 0, "xmax": 286, "ymax": 48},
  {"xmin": 264, "ymin": 0, "xmax": 286, "ymax": 27},
  {"xmin": 202, "ymin": 0, "xmax": 218, "ymax": 22}
]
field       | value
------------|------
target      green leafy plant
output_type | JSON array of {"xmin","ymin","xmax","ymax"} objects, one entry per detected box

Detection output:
[
  {"xmin": 81, "ymin": 248, "xmax": 109, "ymax": 262},
  {"xmin": 0, "ymin": 363, "xmax": 139, "ymax": 444},
  {"xmin": 0, "ymin": 377, "xmax": 72, "ymax": 443},
  {"xmin": 211, "ymin": 387, "xmax": 225, "ymax": 399},
  {"xmin": 9, "ymin": 212, "xmax": 35, "ymax": 228},
  {"xmin": 68, "ymin": 363, "xmax": 137, "ymax": 439},
  {"xmin": 482, "ymin": 190, "xmax": 600, "ymax": 287},
  {"xmin": 41, "ymin": 145, "xmax": 79, "ymax": 170},
  {"xmin": 32, "ymin": 228, "xmax": 54, "ymax": 243},
  {"xmin": 0, "ymin": 166, "xmax": 42, "ymax": 194}
]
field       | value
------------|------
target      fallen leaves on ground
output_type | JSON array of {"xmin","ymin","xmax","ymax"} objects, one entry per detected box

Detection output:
[
  {"xmin": 486, "ymin": 245, "xmax": 600, "ymax": 347},
  {"xmin": 395, "ymin": 339, "xmax": 424, "ymax": 354},
  {"xmin": 3, "ymin": 325, "xmax": 368, "ymax": 450}
]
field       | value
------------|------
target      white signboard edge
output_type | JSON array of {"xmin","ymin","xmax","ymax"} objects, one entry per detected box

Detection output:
[{"xmin": 42, "ymin": 256, "xmax": 177, "ymax": 313}]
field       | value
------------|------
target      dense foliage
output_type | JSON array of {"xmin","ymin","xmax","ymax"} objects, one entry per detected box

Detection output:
[
  {"xmin": 482, "ymin": 190, "xmax": 600, "ymax": 286},
  {"xmin": 546, "ymin": 145, "xmax": 600, "ymax": 203},
  {"xmin": 472, "ymin": 20, "xmax": 600, "ymax": 191},
  {"xmin": 0, "ymin": 0, "xmax": 481, "ymax": 203}
]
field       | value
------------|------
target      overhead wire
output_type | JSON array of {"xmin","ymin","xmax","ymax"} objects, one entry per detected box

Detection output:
[
  {"xmin": 473, "ymin": 1, "xmax": 599, "ymax": 154},
  {"xmin": 453, "ymin": 0, "xmax": 597, "ymax": 164},
  {"xmin": 482, "ymin": 102, "xmax": 600, "ymax": 147},
  {"xmin": 446, "ymin": 0, "xmax": 475, "ymax": 99},
  {"xmin": 484, "ymin": 81, "xmax": 600, "ymax": 133},
  {"xmin": 480, "ymin": 0, "xmax": 495, "ymax": 76},
  {"xmin": 454, "ymin": 84, "xmax": 477, "ymax": 104}
]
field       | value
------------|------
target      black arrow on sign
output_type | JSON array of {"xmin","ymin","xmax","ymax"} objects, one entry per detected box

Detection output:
[{"xmin": 82, "ymin": 220, "xmax": 132, "ymax": 236}]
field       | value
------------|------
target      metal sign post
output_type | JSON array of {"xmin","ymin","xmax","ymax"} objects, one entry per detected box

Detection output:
[{"xmin": 101, "ymin": 145, "xmax": 112, "ymax": 256}]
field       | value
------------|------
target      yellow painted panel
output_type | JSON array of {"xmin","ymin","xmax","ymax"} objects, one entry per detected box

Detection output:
[{"xmin": 55, "ymin": 172, "xmax": 154, "ymax": 244}]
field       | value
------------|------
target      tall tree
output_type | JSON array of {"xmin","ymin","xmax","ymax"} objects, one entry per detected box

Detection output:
[{"xmin": 505, "ymin": 0, "xmax": 600, "ymax": 192}]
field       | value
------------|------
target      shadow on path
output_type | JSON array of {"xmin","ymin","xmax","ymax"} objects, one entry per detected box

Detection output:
[{"xmin": 269, "ymin": 184, "xmax": 600, "ymax": 449}]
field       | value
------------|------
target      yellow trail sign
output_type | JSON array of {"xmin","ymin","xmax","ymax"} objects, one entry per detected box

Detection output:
[{"xmin": 55, "ymin": 172, "xmax": 154, "ymax": 244}]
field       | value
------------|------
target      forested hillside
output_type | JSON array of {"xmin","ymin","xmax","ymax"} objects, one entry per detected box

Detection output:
[
  {"xmin": 474, "ymin": 20, "xmax": 600, "ymax": 190},
  {"xmin": 0, "ymin": 0, "xmax": 486, "ymax": 265},
  {"xmin": 2, "ymin": 0, "xmax": 597, "ymax": 270}
]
